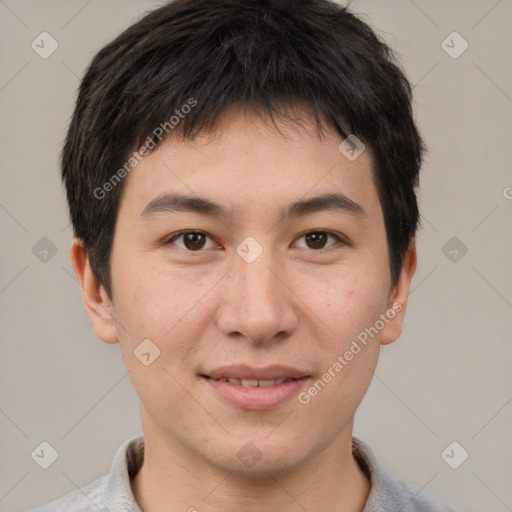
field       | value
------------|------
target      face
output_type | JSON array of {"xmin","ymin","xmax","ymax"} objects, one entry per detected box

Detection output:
[{"xmin": 79, "ymin": 108, "xmax": 414, "ymax": 476}]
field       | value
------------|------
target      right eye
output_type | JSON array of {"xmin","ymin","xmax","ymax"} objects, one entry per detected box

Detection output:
[{"xmin": 165, "ymin": 231, "xmax": 220, "ymax": 251}]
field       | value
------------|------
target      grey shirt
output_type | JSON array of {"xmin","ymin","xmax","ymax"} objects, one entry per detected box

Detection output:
[{"xmin": 29, "ymin": 435, "xmax": 457, "ymax": 511}]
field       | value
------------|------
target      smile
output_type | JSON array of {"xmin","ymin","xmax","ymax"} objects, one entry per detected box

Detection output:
[
  {"xmin": 200, "ymin": 366, "xmax": 311, "ymax": 410},
  {"xmin": 205, "ymin": 376, "xmax": 304, "ymax": 387}
]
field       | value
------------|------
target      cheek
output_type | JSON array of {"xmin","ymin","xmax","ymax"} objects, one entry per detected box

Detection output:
[
  {"xmin": 298, "ymin": 276, "xmax": 384, "ymax": 420},
  {"xmin": 308, "ymin": 266, "xmax": 390, "ymax": 347},
  {"xmin": 110, "ymin": 252, "xmax": 215, "ymax": 358},
  {"xmin": 109, "ymin": 262, "xmax": 216, "ymax": 414},
  {"xmin": 299, "ymin": 266, "xmax": 388, "ymax": 402}
]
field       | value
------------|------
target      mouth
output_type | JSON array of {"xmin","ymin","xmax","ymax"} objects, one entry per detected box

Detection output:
[
  {"xmin": 201, "ymin": 363, "xmax": 310, "ymax": 382},
  {"xmin": 199, "ymin": 365, "xmax": 311, "ymax": 410},
  {"xmin": 201, "ymin": 376, "xmax": 308, "ymax": 387}
]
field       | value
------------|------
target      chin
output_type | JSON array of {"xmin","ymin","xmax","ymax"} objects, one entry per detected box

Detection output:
[
  {"xmin": 212, "ymin": 450, "xmax": 307, "ymax": 478},
  {"xmin": 200, "ymin": 433, "xmax": 313, "ymax": 478}
]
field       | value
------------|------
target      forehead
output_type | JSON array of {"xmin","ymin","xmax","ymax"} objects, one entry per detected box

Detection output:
[{"xmin": 118, "ymin": 107, "xmax": 381, "ymax": 226}]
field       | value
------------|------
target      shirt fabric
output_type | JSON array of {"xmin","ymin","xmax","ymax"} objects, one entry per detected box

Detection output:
[{"xmin": 29, "ymin": 434, "xmax": 457, "ymax": 512}]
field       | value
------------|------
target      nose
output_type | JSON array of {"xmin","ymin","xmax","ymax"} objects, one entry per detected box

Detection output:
[{"xmin": 214, "ymin": 246, "xmax": 299, "ymax": 346}]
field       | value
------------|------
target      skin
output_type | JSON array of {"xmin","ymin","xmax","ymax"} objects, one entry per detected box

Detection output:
[{"xmin": 71, "ymin": 107, "xmax": 416, "ymax": 512}]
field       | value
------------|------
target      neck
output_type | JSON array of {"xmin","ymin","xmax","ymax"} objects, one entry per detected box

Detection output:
[{"xmin": 131, "ymin": 415, "xmax": 370, "ymax": 512}]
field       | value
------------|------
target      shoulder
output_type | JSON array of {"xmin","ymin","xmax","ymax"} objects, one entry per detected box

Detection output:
[
  {"xmin": 352, "ymin": 437, "xmax": 459, "ymax": 512},
  {"xmin": 26, "ymin": 475, "xmax": 107, "ymax": 512},
  {"xmin": 27, "ymin": 434, "xmax": 144, "ymax": 512},
  {"xmin": 379, "ymin": 476, "xmax": 459, "ymax": 512}
]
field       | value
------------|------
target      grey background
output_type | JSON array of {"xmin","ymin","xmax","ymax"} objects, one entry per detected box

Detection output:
[{"xmin": 1, "ymin": 1, "xmax": 511, "ymax": 511}]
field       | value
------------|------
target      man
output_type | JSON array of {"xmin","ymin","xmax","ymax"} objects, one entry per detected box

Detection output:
[{"xmin": 30, "ymin": 0, "xmax": 457, "ymax": 510}]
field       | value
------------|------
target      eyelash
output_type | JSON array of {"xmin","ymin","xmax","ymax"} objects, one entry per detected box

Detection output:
[{"xmin": 165, "ymin": 230, "xmax": 346, "ymax": 252}]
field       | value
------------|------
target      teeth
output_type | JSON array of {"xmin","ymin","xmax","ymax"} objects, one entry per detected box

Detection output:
[
  {"xmin": 258, "ymin": 379, "xmax": 276, "ymax": 387},
  {"xmin": 214, "ymin": 377, "xmax": 292, "ymax": 387},
  {"xmin": 241, "ymin": 379, "xmax": 259, "ymax": 387}
]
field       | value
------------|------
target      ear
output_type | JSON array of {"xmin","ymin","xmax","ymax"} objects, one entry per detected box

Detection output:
[
  {"xmin": 380, "ymin": 239, "xmax": 417, "ymax": 345},
  {"xmin": 70, "ymin": 238, "xmax": 118, "ymax": 344}
]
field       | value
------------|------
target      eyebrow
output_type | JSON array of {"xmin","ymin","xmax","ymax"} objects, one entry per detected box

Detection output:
[{"xmin": 140, "ymin": 192, "xmax": 365, "ymax": 221}]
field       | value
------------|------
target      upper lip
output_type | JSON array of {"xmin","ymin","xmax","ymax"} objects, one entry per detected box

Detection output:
[{"xmin": 202, "ymin": 365, "xmax": 310, "ymax": 381}]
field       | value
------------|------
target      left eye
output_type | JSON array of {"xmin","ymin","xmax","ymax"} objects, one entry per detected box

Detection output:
[
  {"xmin": 166, "ymin": 230, "xmax": 343, "ymax": 252},
  {"xmin": 294, "ymin": 231, "xmax": 343, "ymax": 250}
]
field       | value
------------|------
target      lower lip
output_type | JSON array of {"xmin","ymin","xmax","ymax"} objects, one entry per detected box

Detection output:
[{"xmin": 202, "ymin": 376, "xmax": 310, "ymax": 410}]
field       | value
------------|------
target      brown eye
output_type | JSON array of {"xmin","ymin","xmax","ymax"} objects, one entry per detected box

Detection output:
[
  {"xmin": 305, "ymin": 232, "xmax": 328, "ymax": 249},
  {"xmin": 295, "ymin": 231, "xmax": 342, "ymax": 250},
  {"xmin": 167, "ymin": 231, "xmax": 216, "ymax": 251},
  {"xmin": 183, "ymin": 233, "xmax": 206, "ymax": 250}
]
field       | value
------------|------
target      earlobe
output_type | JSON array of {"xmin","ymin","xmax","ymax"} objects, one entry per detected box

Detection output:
[
  {"xmin": 380, "ymin": 239, "xmax": 417, "ymax": 345},
  {"xmin": 70, "ymin": 238, "xmax": 118, "ymax": 344}
]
